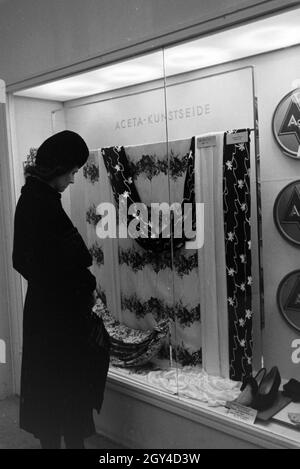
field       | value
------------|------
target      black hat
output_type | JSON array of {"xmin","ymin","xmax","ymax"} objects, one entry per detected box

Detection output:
[{"xmin": 26, "ymin": 130, "xmax": 89, "ymax": 181}]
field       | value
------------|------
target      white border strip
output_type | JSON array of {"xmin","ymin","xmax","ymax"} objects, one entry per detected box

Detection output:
[{"xmin": 0, "ymin": 80, "xmax": 6, "ymax": 103}]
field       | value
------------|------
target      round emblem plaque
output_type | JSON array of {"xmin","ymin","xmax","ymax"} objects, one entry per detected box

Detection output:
[
  {"xmin": 277, "ymin": 270, "xmax": 300, "ymax": 332},
  {"xmin": 273, "ymin": 180, "xmax": 300, "ymax": 246},
  {"xmin": 272, "ymin": 88, "xmax": 300, "ymax": 159}
]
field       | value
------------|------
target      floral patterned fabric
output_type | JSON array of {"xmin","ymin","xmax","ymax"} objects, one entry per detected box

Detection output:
[
  {"xmin": 101, "ymin": 140, "xmax": 196, "ymax": 253},
  {"xmin": 92, "ymin": 299, "xmax": 169, "ymax": 367},
  {"xmin": 84, "ymin": 139, "xmax": 202, "ymax": 366},
  {"xmin": 84, "ymin": 151, "xmax": 106, "ymax": 304}
]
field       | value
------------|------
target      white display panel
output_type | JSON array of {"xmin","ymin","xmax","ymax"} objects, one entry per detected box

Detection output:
[{"xmin": 65, "ymin": 67, "xmax": 254, "ymax": 148}]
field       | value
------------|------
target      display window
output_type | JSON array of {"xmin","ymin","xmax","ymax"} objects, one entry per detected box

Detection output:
[{"xmin": 4, "ymin": 6, "xmax": 300, "ymax": 446}]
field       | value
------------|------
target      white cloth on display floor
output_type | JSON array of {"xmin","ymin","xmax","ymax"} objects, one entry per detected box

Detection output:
[{"xmin": 116, "ymin": 365, "xmax": 241, "ymax": 407}]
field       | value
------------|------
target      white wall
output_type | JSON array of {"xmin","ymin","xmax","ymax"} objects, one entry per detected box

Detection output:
[
  {"xmin": 0, "ymin": 0, "xmax": 299, "ymax": 87},
  {"xmin": 0, "ymin": 227, "xmax": 12, "ymax": 398},
  {"xmin": 12, "ymin": 96, "xmax": 70, "ymax": 212},
  {"xmin": 0, "ymin": 101, "xmax": 13, "ymax": 398}
]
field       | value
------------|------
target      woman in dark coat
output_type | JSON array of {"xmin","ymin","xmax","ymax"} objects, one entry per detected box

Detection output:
[{"xmin": 12, "ymin": 130, "xmax": 109, "ymax": 449}]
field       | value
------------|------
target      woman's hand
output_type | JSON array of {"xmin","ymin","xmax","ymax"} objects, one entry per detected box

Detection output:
[
  {"xmin": 92, "ymin": 290, "xmax": 98, "ymax": 306},
  {"xmin": 86, "ymin": 290, "xmax": 98, "ymax": 311}
]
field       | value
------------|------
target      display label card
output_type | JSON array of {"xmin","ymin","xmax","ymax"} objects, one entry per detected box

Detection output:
[
  {"xmin": 197, "ymin": 135, "xmax": 217, "ymax": 149},
  {"xmin": 226, "ymin": 131, "xmax": 249, "ymax": 145},
  {"xmin": 225, "ymin": 401, "xmax": 257, "ymax": 425}
]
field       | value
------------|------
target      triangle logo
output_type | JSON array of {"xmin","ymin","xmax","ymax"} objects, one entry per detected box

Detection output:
[
  {"xmin": 282, "ymin": 186, "xmax": 300, "ymax": 226},
  {"xmin": 278, "ymin": 95, "xmax": 300, "ymax": 144}
]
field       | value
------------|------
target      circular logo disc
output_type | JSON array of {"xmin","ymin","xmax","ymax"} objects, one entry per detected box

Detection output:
[
  {"xmin": 273, "ymin": 180, "xmax": 300, "ymax": 246},
  {"xmin": 277, "ymin": 270, "xmax": 300, "ymax": 332},
  {"xmin": 272, "ymin": 88, "xmax": 300, "ymax": 158}
]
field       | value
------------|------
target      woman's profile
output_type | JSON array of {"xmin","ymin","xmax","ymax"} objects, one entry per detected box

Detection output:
[{"xmin": 12, "ymin": 130, "xmax": 109, "ymax": 449}]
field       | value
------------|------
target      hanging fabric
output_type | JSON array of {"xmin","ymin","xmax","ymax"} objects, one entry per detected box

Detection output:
[
  {"xmin": 101, "ymin": 139, "xmax": 196, "ymax": 253},
  {"xmin": 84, "ymin": 149, "xmax": 122, "ymax": 321},
  {"xmin": 195, "ymin": 132, "xmax": 229, "ymax": 379},
  {"xmin": 86, "ymin": 139, "xmax": 202, "ymax": 366},
  {"xmin": 223, "ymin": 129, "xmax": 252, "ymax": 381},
  {"xmin": 195, "ymin": 129, "xmax": 252, "ymax": 381}
]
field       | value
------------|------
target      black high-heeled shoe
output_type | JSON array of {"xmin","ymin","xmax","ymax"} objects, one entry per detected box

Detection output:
[
  {"xmin": 235, "ymin": 368, "xmax": 266, "ymax": 407},
  {"xmin": 252, "ymin": 366, "xmax": 281, "ymax": 411},
  {"xmin": 253, "ymin": 368, "xmax": 267, "ymax": 388}
]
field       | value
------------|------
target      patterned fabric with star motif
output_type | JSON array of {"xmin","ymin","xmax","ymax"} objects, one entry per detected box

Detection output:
[{"xmin": 223, "ymin": 129, "xmax": 252, "ymax": 381}]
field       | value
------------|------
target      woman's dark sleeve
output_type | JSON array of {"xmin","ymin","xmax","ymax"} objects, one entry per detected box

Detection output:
[{"xmin": 12, "ymin": 197, "xmax": 96, "ymax": 295}]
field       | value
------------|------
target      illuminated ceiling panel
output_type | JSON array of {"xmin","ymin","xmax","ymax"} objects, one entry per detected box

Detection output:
[
  {"xmin": 164, "ymin": 8, "xmax": 300, "ymax": 75},
  {"xmin": 15, "ymin": 8, "xmax": 300, "ymax": 102}
]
